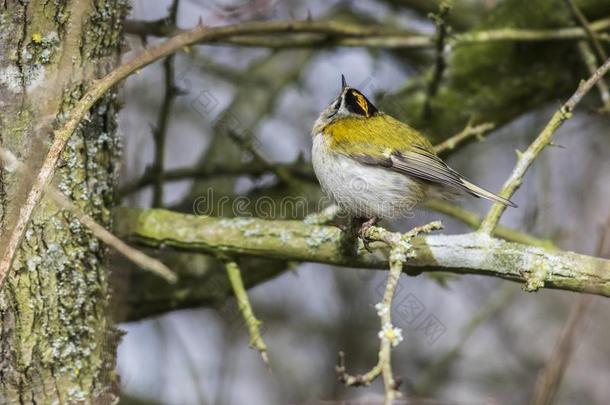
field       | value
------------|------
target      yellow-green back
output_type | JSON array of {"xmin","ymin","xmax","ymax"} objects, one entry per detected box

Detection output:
[{"xmin": 322, "ymin": 113, "xmax": 436, "ymax": 157}]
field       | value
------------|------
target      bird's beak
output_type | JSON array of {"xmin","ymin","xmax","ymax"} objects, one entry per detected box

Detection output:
[{"xmin": 341, "ymin": 74, "xmax": 347, "ymax": 89}]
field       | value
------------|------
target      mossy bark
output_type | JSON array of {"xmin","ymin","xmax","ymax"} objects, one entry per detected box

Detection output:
[
  {"xmin": 0, "ymin": 1, "xmax": 126, "ymax": 403},
  {"xmin": 382, "ymin": 0, "xmax": 610, "ymax": 141}
]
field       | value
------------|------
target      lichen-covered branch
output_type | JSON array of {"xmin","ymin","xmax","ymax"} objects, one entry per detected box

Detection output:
[
  {"xmin": 424, "ymin": 199, "xmax": 556, "ymax": 249},
  {"xmin": 114, "ymin": 208, "xmax": 610, "ymax": 297}
]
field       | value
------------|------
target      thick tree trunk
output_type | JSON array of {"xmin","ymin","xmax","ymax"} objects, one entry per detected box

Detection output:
[{"xmin": 0, "ymin": 1, "xmax": 125, "ymax": 403}]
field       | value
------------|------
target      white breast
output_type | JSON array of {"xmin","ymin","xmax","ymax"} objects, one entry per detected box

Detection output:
[{"xmin": 312, "ymin": 133, "xmax": 425, "ymax": 219}]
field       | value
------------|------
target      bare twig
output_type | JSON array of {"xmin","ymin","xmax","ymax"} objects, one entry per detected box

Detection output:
[
  {"xmin": 124, "ymin": 17, "xmax": 610, "ymax": 49},
  {"xmin": 564, "ymin": 0, "xmax": 608, "ymax": 62},
  {"xmin": 423, "ymin": 1, "xmax": 452, "ymax": 119},
  {"xmin": 530, "ymin": 294, "xmax": 593, "ymax": 405},
  {"xmin": 226, "ymin": 130, "xmax": 302, "ymax": 190},
  {"xmin": 479, "ymin": 56, "xmax": 610, "ymax": 234},
  {"xmin": 119, "ymin": 160, "xmax": 314, "ymax": 197},
  {"xmin": 337, "ymin": 221, "xmax": 443, "ymax": 404},
  {"xmin": 454, "ymin": 18, "xmax": 610, "ymax": 45},
  {"xmin": 0, "ymin": 147, "xmax": 176, "ymax": 283},
  {"xmin": 415, "ymin": 284, "xmax": 518, "ymax": 396},
  {"xmin": 224, "ymin": 260, "xmax": 268, "ymax": 365},
  {"xmin": 151, "ymin": 0, "xmax": 181, "ymax": 207},
  {"xmin": 530, "ymin": 218, "xmax": 610, "ymax": 405},
  {"xmin": 563, "ymin": 0, "xmax": 610, "ymax": 112},
  {"xmin": 577, "ymin": 42, "xmax": 610, "ymax": 112},
  {"xmin": 433, "ymin": 121, "xmax": 495, "ymax": 155}
]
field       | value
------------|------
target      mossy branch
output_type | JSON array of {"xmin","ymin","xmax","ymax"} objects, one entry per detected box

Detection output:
[{"xmin": 115, "ymin": 208, "xmax": 610, "ymax": 298}]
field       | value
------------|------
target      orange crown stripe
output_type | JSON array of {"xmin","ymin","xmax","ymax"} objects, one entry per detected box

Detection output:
[{"xmin": 353, "ymin": 91, "xmax": 370, "ymax": 117}]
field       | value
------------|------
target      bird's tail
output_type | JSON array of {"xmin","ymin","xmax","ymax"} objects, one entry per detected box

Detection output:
[{"xmin": 461, "ymin": 179, "xmax": 518, "ymax": 208}]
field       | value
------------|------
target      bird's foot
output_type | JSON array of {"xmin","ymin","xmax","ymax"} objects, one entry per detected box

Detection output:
[{"xmin": 357, "ymin": 217, "xmax": 380, "ymax": 253}]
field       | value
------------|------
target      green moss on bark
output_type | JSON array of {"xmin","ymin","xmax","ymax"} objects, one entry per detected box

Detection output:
[
  {"xmin": 0, "ymin": 1, "xmax": 126, "ymax": 403},
  {"xmin": 381, "ymin": 0, "xmax": 610, "ymax": 140}
]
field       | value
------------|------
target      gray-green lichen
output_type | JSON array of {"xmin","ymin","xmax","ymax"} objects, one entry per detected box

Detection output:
[
  {"xmin": 82, "ymin": 0, "xmax": 129, "ymax": 59},
  {"xmin": 0, "ymin": 0, "xmax": 126, "ymax": 403}
]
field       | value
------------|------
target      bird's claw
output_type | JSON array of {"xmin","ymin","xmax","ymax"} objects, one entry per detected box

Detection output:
[{"xmin": 357, "ymin": 217, "xmax": 379, "ymax": 253}]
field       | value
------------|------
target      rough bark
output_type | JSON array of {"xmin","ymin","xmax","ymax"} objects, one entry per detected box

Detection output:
[{"xmin": 0, "ymin": 1, "xmax": 126, "ymax": 403}]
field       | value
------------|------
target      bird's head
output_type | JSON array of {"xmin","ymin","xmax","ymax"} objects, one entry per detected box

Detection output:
[{"xmin": 313, "ymin": 74, "xmax": 379, "ymax": 134}]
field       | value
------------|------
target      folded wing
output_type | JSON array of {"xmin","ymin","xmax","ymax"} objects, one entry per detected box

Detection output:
[{"xmin": 356, "ymin": 144, "xmax": 517, "ymax": 207}]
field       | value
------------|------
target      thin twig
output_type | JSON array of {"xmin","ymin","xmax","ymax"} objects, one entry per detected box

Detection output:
[
  {"xmin": 415, "ymin": 284, "xmax": 518, "ymax": 396},
  {"xmin": 336, "ymin": 221, "xmax": 443, "ymax": 404},
  {"xmin": 119, "ymin": 160, "xmax": 313, "ymax": 197},
  {"xmin": 423, "ymin": 1, "xmax": 451, "ymax": 119},
  {"xmin": 0, "ymin": 147, "xmax": 176, "ymax": 283},
  {"xmin": 530, "ymin": 294, "xmax": 593, "ymax": 405},
  {"xmin": 227, "ymin": 130, "xmax": 302, "ymax": 190},
  {"xmin": 563, "ymin": 0, "xmax": 608, "ymax": 62},
  {"xmin": 563, "ymin": 0, "xmax": 610, "ymax": 112},
  {"xmin": 530, "ymin": 218, "xmax": 609, "ymax": 405},
  {"xmin": 124, "ymin": 17, "xmax": 610, "ymax": 49},
  {"xmin": 454, "ymin": 18, "xmax": 610, "ymax": 45},
  {"xmin": 224, "ymin": 260, "xmax": 269, "ymax": 365},
  {"xmin": 151, "ymin": 0, "xmax": 181, "ymax": 207},
  {"xmin": 577, "ymin": 42, "xmax": 610, "ymax": 112},
  {"xmin": 479, "ymin": 56, "xmax": 610, "ymax": 234},
  {"xmin": 433, "ymin": 121, "xmax": 495, "ymax": 155}
]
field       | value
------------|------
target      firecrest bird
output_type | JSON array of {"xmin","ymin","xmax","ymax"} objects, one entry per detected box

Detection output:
[{"xmin": 312, "ymin": 75, "xmax": 516, "ymax": 237}]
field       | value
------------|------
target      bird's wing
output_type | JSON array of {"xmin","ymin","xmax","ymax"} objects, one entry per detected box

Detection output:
[
  {"xmin": 355, "ymin": 144, "xmax": 516, "ymax": 207},
  {"xmin": 325, "ymin": 114, "xmax": 516, "ymax": 207},
  {"xmin": 346, "ymin": 116, "xmax": 516, "ymax": 207},
  {"xmin": 389, "ymin": 144, "xmax": 466, "ymax": 190}
]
